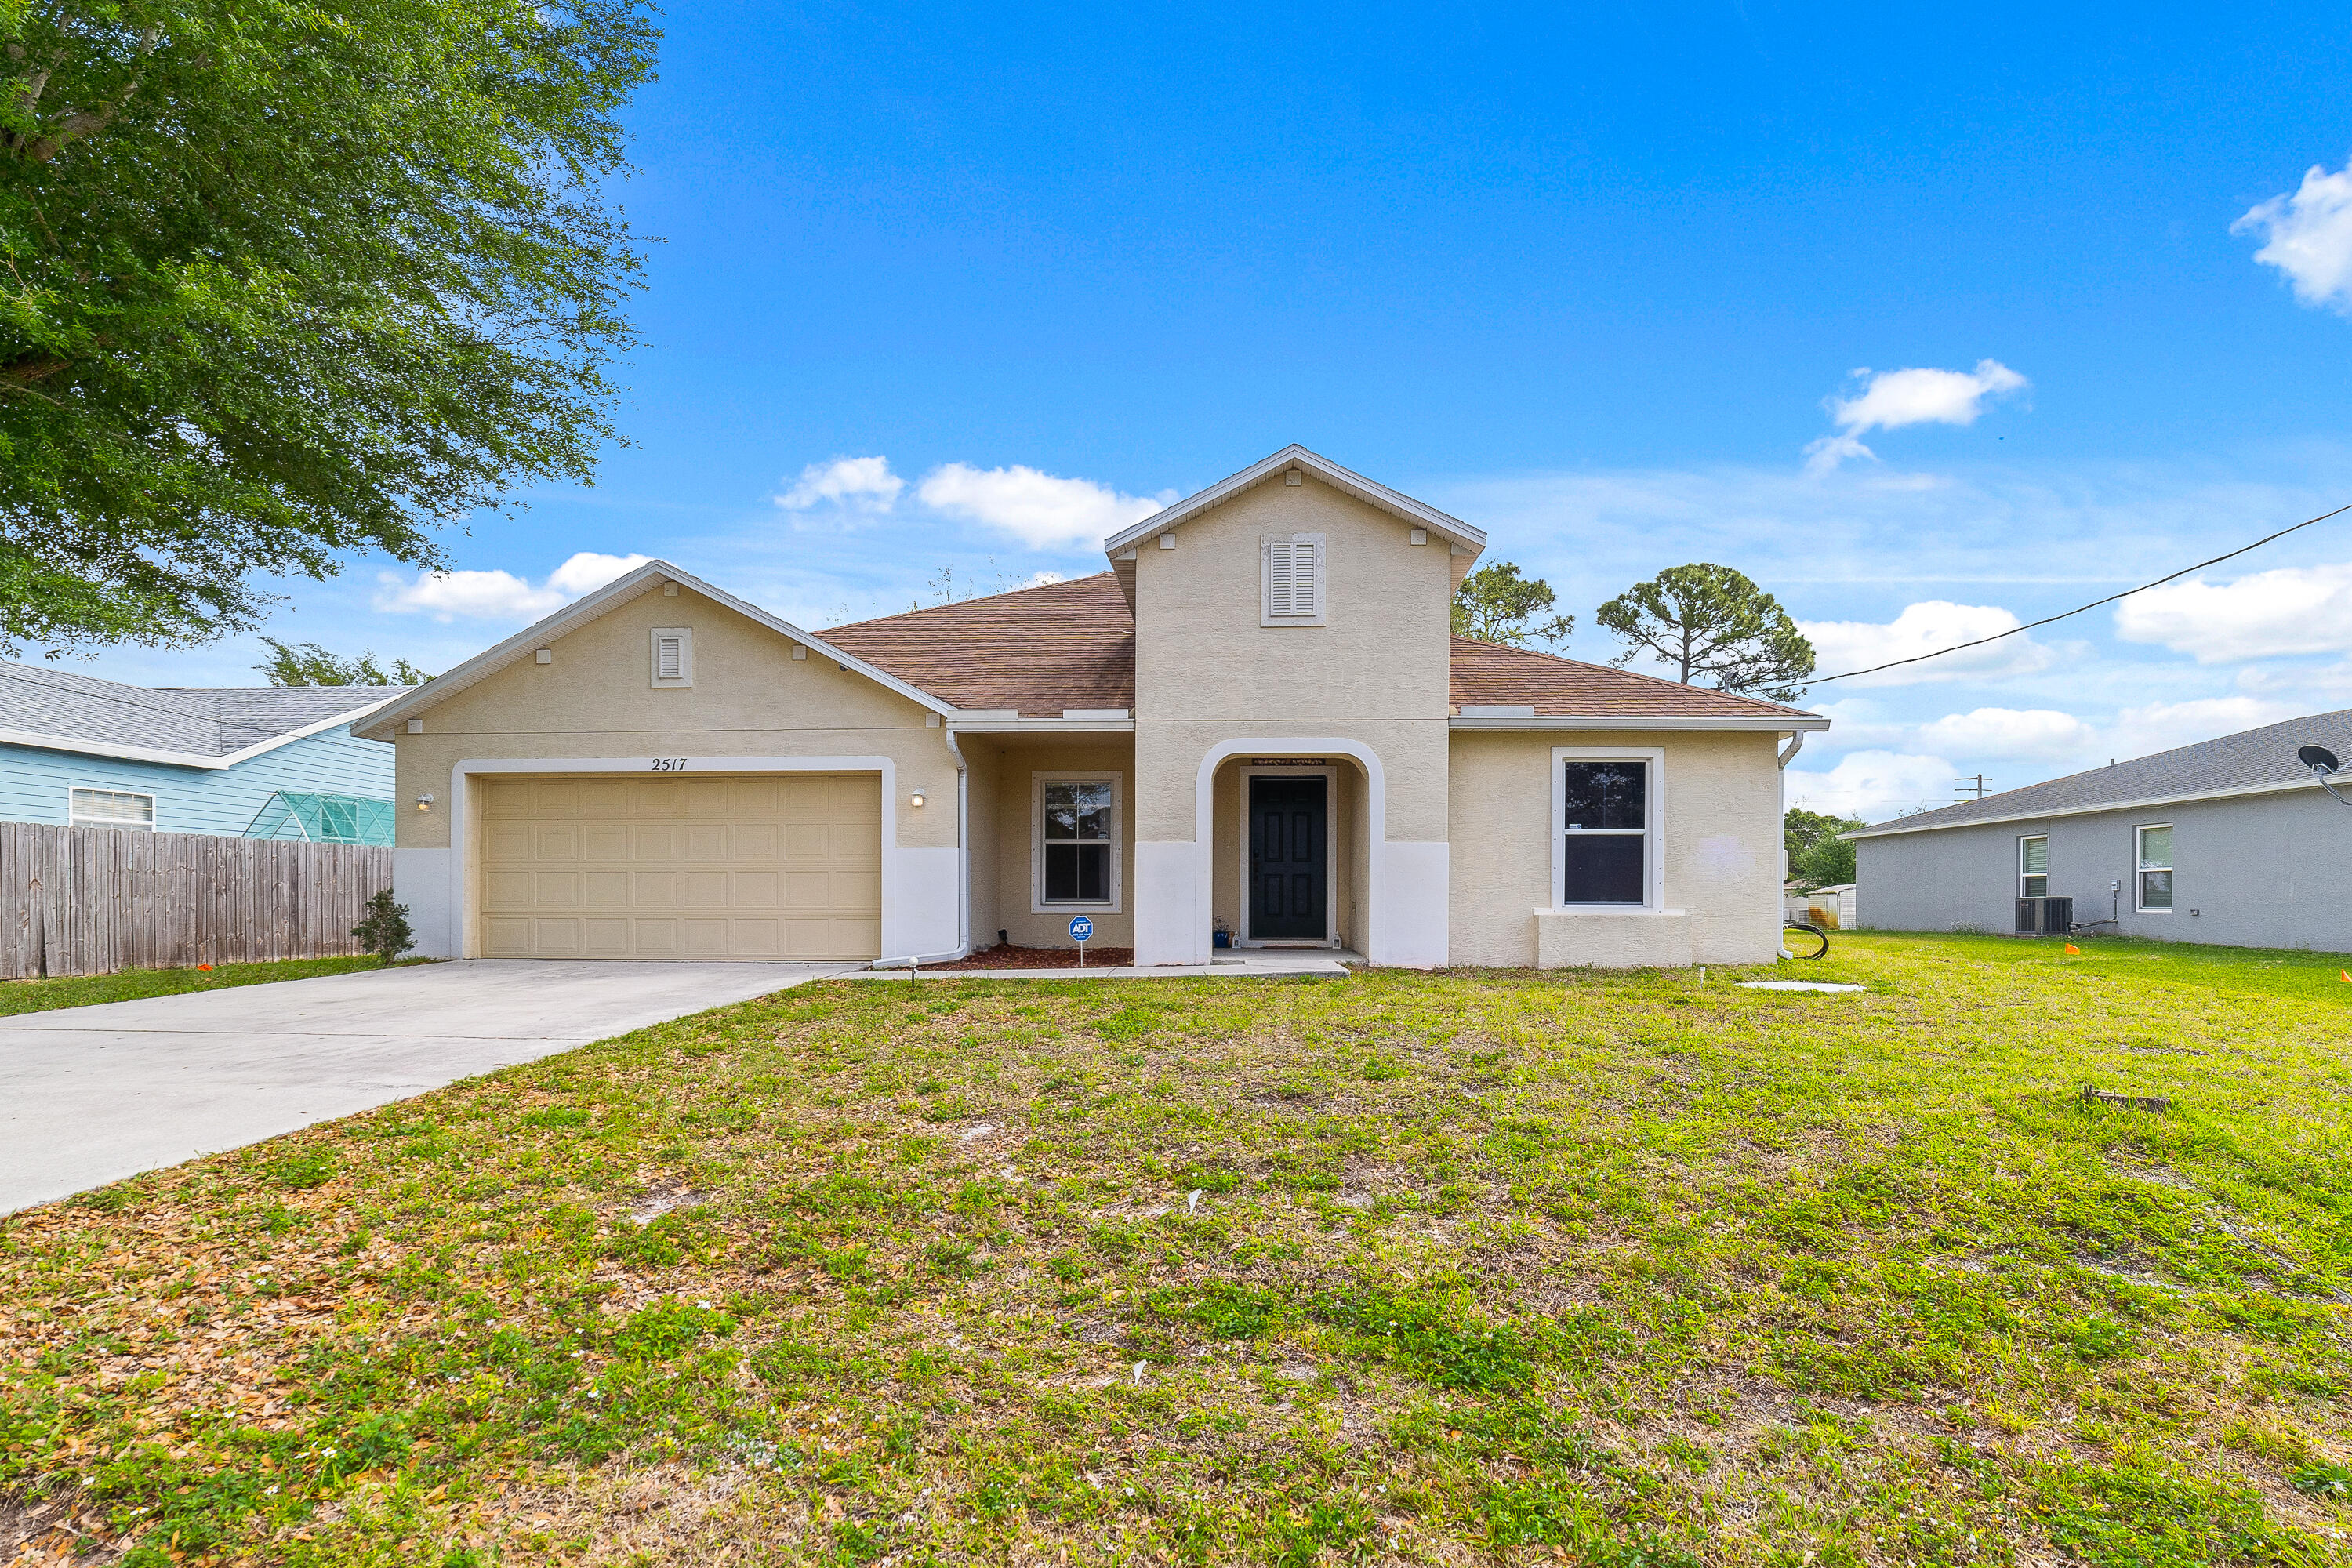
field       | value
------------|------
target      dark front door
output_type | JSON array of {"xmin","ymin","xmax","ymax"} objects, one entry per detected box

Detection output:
[{"xmin": 1249, "ymin": 776, "xmax": 1327, "ymax": 941}]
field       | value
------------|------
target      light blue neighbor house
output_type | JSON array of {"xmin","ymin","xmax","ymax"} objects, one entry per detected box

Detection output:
[{"xmin": 0, "ymin": 663, "xmax": 405, "ymax": 844}]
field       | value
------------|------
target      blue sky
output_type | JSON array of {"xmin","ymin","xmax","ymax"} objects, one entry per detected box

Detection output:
[{"xmin": 61, "ymin": 1, "xmax": 2352, "ymax": 818}]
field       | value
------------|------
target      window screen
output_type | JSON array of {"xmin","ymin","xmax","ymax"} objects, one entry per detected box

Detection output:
[
  {"xmin": 2019, "ymin": 836, "xmax": 2048, "ymax": 899},
  {"xmin": 2136, "ymin": 824, "xmax": 2172, "ymax": 911},
  {"xmin": 1560, "ymin": 760, "xmax": 1647, "ymax": 905},
  {"xmin": 71, "ymin": 787, "xmax": 155, "ymax": 830},
  {"xmin": 1042, "ymin": 780, "xmax": 1114, "ymax": 903}
]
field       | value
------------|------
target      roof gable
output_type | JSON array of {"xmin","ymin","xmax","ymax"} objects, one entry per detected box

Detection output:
[
  {"xmin": 1101, "ymin": 445, "xmax": 1489, "ymax": 560},
  {"xmin": 354, "ymin": 559, "xmax": 956, "ymax": 739}
]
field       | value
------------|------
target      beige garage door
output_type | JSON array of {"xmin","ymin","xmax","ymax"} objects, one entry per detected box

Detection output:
[{"xmin": 478, "ymin": 773, "xmax": 881, "ymax": 960}]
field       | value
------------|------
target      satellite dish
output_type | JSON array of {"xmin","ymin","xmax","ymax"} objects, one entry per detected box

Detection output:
[{"xmin": 2301, "ymin": 745, "xmax": 2341, "ymax": 774}]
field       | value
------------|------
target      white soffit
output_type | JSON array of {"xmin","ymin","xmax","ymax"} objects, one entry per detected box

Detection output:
[
  {"xmin": 1101, "ymin": 444, "xmax": 1490, "ymax": 557},
  {"xmin": 354, "ymin": 560, "xmax": 958, "ymax": 740}
]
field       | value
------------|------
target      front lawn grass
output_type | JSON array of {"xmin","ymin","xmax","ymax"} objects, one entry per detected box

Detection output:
[
  {"xmin": 0, "ymin": 955, "xmax": 431, "ymax": 1018},
  {"xmin": 2, "ymin": 934, "xmax": 2347, "ymax": 1564},
  {"xmin": 1853, "ymin": 927, "xmax": 2352, "ymax": 1010}
]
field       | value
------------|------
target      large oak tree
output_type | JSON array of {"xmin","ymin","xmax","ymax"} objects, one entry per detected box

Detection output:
[{"xmin": 1, "ymin": 0, "xmax": 656, "ymax": 655}]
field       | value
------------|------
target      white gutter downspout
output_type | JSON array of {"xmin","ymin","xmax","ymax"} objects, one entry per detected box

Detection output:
[
  {"xmin": 1776, "ymin": 731, "xmax": 1803, "ymax": 924},
  {"xmin": 944, "ymin": 726, "xmax": 971, "ymax": 960}
]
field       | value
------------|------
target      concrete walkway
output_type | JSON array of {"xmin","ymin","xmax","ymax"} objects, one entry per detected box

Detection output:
[
  {"xmin": 854, "ymin": 948, "xmax": 1363, "ymax": 982},
  {"xmin": 0, "ymin": 959, "xmax": 857, "ymax": 1214}
]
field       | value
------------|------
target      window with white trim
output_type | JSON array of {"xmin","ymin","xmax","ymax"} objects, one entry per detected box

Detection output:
[
  {"xmin": 2019, "ymin": 835, "xmax": 2048, "ymax": 898},
  {"xmin": 1552, "ymin": 751, "xmax": 1658, "ymax": 907},
  {"xmin": 650, "ymin": 627, "xmax": 693, "ymax": 687},
  {"xmin": 2136, "ymin": 823, "xmax": 2172, "ymax": 911},
  {"xmin": 1261, "ymin": 533, "xmax": 1326, "ymax": 625},
  {"xmin": 1034, "ymin": 773, "xmax": 1120, "ymax": 909},
  {"xmin": 71, "ymin": 786, "xmax": 155, "ymax": 831}
]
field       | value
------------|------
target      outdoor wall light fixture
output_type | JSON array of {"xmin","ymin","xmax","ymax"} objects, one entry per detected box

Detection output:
[
  {"xmin": 416, "ymin": 793, "xmax": 435, "ymax": 813},
  {"xmin": 2298, "ymin": 746, "xmax": 2351, "ymax": 806},
  {"xmin": 910, "ymin": 791, "xmax": 926, "ymax": 808}
]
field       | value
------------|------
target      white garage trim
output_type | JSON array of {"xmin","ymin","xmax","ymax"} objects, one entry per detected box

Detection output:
[{"xmin": 444, "ymin": 757, "xmax": 910, "ymax": 960}]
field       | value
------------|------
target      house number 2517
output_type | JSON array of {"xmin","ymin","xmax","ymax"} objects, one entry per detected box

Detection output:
[{"xmin": 650, "ymin": 757, "xmax": 688, "ymax": 771}]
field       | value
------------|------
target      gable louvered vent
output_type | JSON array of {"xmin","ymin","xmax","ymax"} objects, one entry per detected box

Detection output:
[
  {"xmin": 1261, "ymin": 534, "xmax": 1326, "ymax": 625},
  {"xmin": 650, "ymin": 627, "xmax": 693, "ymax": 687}
]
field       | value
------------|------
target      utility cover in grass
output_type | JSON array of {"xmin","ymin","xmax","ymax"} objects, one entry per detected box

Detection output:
[{"xmin": 1739, "ymin": 980, "xmax": 1866, "ymax": 993}]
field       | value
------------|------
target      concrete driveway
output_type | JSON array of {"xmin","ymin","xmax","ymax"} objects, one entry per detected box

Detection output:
[{"xmin": 0, "ymin": 959, "xmax": 859, "ymax": 1214}]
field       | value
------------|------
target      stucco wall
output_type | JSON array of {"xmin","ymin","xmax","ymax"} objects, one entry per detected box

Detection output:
[
  {"xmin": 1128, "ymin": 474, "xmax": 1457, "ymax": 964},
  {"xmin": 1448, "ymin": 729, "xmax": 1782, "ymax": 966},
  {"xmin": 1853, "ymin": 786, "xmax": 2352, "ymax": 949},
  {"xmin": 973, "ymin": 738, "xmax": 1138, "ymax": 949},
  {"xmin": 391, "ymin": 583, "xmax": 957, "ymax": 852}
]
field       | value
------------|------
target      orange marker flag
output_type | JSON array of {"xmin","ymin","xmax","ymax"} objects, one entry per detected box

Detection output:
[
  {"xmin": 2340, "ymin": 970, "xmax": 2350, "ymax": 982},
  {"xmin": 2064, "ymin": 944, "xmax": 2080, "ymax": 955}
]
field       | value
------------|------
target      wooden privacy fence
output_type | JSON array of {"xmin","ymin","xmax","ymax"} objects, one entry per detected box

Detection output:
[{"xmin": 0, "ymin": 822, "xmax": 394, "ymax": 980}]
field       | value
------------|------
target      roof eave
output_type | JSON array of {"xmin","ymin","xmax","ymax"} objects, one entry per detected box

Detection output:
[
  {"xmin": 1102, "ymin": 444, "xmax": 1489, "ymax": 557},
  {"xmin": 1845, "ymin": 775, "xmax": 2328, "ymax": 837},
  {"xmin": 1448, "ymin": 714, "xmax": 1831, "ymax": 732}
]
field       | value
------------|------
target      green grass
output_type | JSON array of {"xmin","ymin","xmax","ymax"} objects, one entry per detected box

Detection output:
[
  {"xmin": 1854, "ymin": 927, "xmax": 2352, "ymax": 1009},
  {"xmin": 0, "ymin": 955, "xmax": 432, "ymax": 1017},
  {"xmin": 2, "ymin": 933, "xmax": 2348, "ymax": 1565}
]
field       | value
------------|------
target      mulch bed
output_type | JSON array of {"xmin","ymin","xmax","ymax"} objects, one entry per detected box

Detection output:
[{"xmin": 923, "ymin": 943, "xmax": 1135, "ymax": 970}]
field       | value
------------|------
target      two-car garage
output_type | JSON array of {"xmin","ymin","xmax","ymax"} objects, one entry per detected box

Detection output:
[{"xmin": 476, "ymin": 773, "xmax": 883, "ymax": 960}]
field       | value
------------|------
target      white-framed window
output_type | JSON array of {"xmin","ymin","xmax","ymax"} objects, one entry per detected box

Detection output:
[
  {"xmin": 1261, "ymin": 533, "xmax": 1326, "ymax": 626},
  {"xmin": 650, "ymin": 627, "xmax": 693, "ymax": 688},
  {"xmin": 2136, "ymin": 823, "xmax": 2172, "ymax": 912},
  {"xmin": 2019, "ymin": 835, "xmax": 2048, "ymax": 899},
  {"xmin": 1033, "ymin": 772, "xmax": 1121, "ymax": 911},
  {"xmin": 70, "ymin": 786, "xmax": 155, "ymax": 832},
  {"xmin": 1551, "ymin": 748, "xmax": 1662, "ymax": 909}
]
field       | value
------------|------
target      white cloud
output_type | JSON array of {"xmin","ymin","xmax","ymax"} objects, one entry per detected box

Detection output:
[
  {"xmin": 776, "ymin": 456, "xmax": 905, "ymax": 514},
  {"xmin": 2114, "ymin": 561, "xmax": 2352, "ymax": 662},
  {"xmin": 1785, "ymin": 750, "xmax": 1958, "ymax": 821},
  {"xmin": 375, "ymin": 551, "xmax": 651, "ymax": 622},
  {"xmin": 1914, "ymin": 706, "xmax": 2093, "ymax": 759},
  {"xmin": 916, "ymin": 463, "xmax": 1174, "ymax": 550},
  {"xmin": 1798, "ymin": 601, "xmax": 2053, "ymax": 687},
  {"xmin": 1804, "ymin": 361, "xmax": 2028, "ymax": 474},
  {"xmin": 2235, "ymin": 158, "xmax": 2352, "ymax": 313}
]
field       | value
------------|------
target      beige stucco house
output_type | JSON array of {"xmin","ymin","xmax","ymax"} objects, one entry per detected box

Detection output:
[{"xmin": 359, "ymin": 446, "xmax": 1828, "ymax": 969}]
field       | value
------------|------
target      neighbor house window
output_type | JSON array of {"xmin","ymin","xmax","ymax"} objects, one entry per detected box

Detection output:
[
  {"xmin": 1552, "ymin": 750, "xmax": 1660, "ymax": 907},
  {"xmin": 1261, "ymin": 533, "xmax": 1326, "ymax": 626},
  {"xmin": 2136, "ymin": 824, "xmax": 2172, "ymax": 911},
  {"xmin": 2019, "ymin": 836, "xmax": 2048, "ymax": 898},
  {"xmin": 70, "ymin": 787, "xmax": 155, "ymax": 831},
  {"xmin": 1034, "ymin": 774, "xmax": 1120, "ymax": 909}
]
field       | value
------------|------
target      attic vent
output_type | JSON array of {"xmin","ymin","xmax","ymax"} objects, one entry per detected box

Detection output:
[
  {"xmin": 650, "ymin": 627, "xmax": 693, "ymax": 688},
  {"xmin": 1261, "ymin": 534, "xmax": 1325, "ymax": 625}
]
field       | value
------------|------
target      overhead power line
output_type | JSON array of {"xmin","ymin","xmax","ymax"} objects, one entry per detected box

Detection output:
[{"xmin": 1804, "ymin": 500, "xmax": 2352, "ymax": 687}]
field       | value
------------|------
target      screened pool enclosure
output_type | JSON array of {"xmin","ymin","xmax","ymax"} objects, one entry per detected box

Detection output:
[{"xmin": 242, "ymin": 791, "xmax": 397, "ymax": 846}]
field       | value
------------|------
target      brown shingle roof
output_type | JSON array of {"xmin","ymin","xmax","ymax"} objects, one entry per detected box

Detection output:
[
  {"xmin": 822, "ymin": 575, "xmax": 1815, "ymax": 724},
  {"xmin": 823, "ymin": 573, "xmax": 1136, "ymax": 717},
  {"xmin": 1446, "ymin": 637, "xmax": 1813, "ymax": 720}
]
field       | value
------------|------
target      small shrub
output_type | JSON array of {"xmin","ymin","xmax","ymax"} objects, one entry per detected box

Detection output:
[{"xmin": 351, "ymin": 889, "xmax": 416, "ymax": 966}]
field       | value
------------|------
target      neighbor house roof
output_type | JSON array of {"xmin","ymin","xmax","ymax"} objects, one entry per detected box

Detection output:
[
  {"xmin": 820, "ymin": 573, "xmax": 1827, "ymax": 728},
  {"xmin": 0, "ymin": 662, "xmax": 401, "ymax": 769},
  {"xmin": 1848, "ymin": 706, "xmax": 2352, "ymax": 837}
]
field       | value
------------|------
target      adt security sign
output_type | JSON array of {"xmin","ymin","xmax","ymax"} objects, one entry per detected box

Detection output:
[{"xmin": 1069, "ymin": 915, "xmax": 1093, "ymax": 966}]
